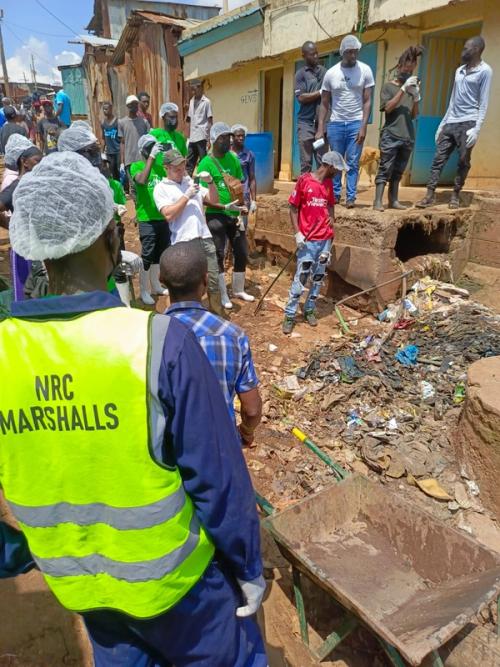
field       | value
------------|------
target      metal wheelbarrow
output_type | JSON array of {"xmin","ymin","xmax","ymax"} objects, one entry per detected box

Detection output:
[{"xmin": 257, "ymin": 431, "xmax": 500, "ymax": 666}]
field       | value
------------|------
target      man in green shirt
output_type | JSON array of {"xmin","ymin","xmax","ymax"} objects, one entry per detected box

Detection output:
[
  {"xmin": 150, "ymin": 102, "xmax": 187, "ymax": 164},
  {"xmin": 130, "ymin": 134, "xmax": 170, "ymax": 305},
  {"xmin": 197, "ymin": 122, "xmax": 252, "ymax": 310}
]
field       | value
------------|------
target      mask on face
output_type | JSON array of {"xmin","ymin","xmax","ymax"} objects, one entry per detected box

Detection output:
[
  {"xmin": 219, "ymin": 136, "xmax": 231, "ymax": 153},
  {"xmin": 397, "ymin": 71, "xmax": 412, "ymax": 83},
  {"xmin": 166, "ymin": 119, "xmax": 178, "ymax": 130}
]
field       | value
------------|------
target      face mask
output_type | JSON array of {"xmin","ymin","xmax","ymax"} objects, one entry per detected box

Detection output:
[
  {"xmin": 397, "ymin": 71, "xmax": 412, "ymax": 83},
  {"xmin": 219, "ymin": 136, "xmax": 231, "ymax": 153},
  {"xmin": 166, "ymin": 119, "xmax": 178, "ymax": 130}
]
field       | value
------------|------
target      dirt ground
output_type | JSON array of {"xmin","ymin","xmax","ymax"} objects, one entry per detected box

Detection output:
[{"xmin": 1, "ymin": 197, "xmax": 500, "ymax": 666}]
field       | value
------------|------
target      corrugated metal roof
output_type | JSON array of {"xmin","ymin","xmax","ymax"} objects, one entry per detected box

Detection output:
[
  {"xmin": 72, "ymin": 35, "xmax": 119, "ymax": 48},
  {"xmin": 135, "ymin": 10, "xmax": 201, "ymax": 29},
  {"xmin": 179, "ymin": 0, "xmax": 263, "ymax": 41}
]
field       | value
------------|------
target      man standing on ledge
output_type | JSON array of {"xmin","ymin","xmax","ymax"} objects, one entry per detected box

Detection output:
[
  {"xmin": 186, "ymin": 80, "xmax": 213, "ymax": 175},
  {"xmin": 316, "ymin": 34, "xmax": 374, "ymax": 208},
  {"xmin": 295, "ymin": 41, "xmax": 327, "ymax": 174},
  {"xmin": 1, "ymin": 151, "xmax": 267, "ymax": 667},
  {"xmin": 416, "ymin": 36, "xmax": 492, "ymax": 210}
]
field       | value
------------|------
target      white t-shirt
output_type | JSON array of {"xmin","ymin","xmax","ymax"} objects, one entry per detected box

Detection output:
[
  {"xmin": 153, "ymin": 176, "xmax": 212, "ymax": 245},
  {"xmin": 321, "ymin": 61, "xmax": 375, "ymax": 122}
]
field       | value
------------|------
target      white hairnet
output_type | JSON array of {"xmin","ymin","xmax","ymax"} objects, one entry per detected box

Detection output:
[
  {"xmin": 339, "ymin": 34, "xmax": 362, "ymax": 55},
  {"xmin": 160, "ymin": 102, "xmax": 179, "ymax": 118},
  {"xmin": 138, "ymin": 133, "xmax": 156, "ymax": 153},
  {"xmin": 57, "ymin": 121, "xmax": 98, "ymax": 152},
  {"xmin": 210, "ymin": 122, "xmax": 231, "ymax": 143},
  {"xmin": 10, "ymin": 151, "xmax": 114, "ymax": 261},
  {"xmin": 231, "ymin": 123, "xmax": 248, "ymax": 136},
  {"xmin": 4, "ymin": 134, "xmax": 38, "ymax": 169}
]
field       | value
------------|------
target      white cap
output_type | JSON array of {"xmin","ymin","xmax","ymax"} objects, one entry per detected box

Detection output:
[
  {"xmin": 138, "ymin": 133, "xmax": 157, "ymax": 153},
  {"xmin": 339, "ymin": 34, "xmax": 362, "ymax": 55},
  {"xmin": 210, "ymin": 121, "xmax": 231, "ymax": 143},
  {"xmin": 58, "ymin": 121, "xmax": 97, "ymax": 152},
  {"xmin": 231, "ymin": 123, "xmax": 248, "ymax": 135},
  {"xmin": 126, "ymin": 94, "xmax": 139, "ymax": 105},
  {"xmin": 160, "ymin": 102, "xmax": 179, "ymax": 118},
  {"xmin": 4, "ymin": 134, "xmax": 38, "ymax": 169},
  {"xmin": 10, "ymin": 152, "xmax": 115, "ymax": 261}
]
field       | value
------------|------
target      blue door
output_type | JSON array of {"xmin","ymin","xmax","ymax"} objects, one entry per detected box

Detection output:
[
  {"xmin": 410, "ymin": 28, "xmax": 480, "ymax": 185},
  {"xmin": 291, "ymin": 42, "xmax": 378, "ymax": 179}
]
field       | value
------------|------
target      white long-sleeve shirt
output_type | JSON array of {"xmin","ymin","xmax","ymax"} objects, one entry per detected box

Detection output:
[{"xmin": 443, "ymin": 60, "xmax": 492, "ymax": 131}]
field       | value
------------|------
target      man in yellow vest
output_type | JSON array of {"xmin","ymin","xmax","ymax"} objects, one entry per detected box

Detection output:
[{"xmin": 0, "ymin": 151, "xmax": 267, "ymax": 666}]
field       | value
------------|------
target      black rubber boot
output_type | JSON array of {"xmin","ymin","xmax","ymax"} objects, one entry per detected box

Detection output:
[
  {"xmin": 388, "ymin": 180, "xmax": 408, "ymax": 210},
  {"xmin": 282, "ymin": 317, "xmax": 295, "ymax": 335},
  {"xmin": 416, "ymin": 188, "xmax": 436, "ymax": 209},
  {"xmin": 373, "ymin": 183, "xmax": 385, "ymax": 211}
]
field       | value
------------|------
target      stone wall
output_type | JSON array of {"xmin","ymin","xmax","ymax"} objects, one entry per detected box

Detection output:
[{"xmin": 469, "ymin": 193, "xmax": 500, "ymax": 269}]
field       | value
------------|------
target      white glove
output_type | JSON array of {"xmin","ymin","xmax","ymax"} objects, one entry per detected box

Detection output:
[
  {"xmin": 237, "ymin": 217, "xmax": 245, "ymax": 231},
  {"xmin": 150, "ymin": 142, "xmax": 163, "ymax": 159},
  {"xmin": 120, "ymin": 250, "xmax": 143, "ymax": 273},
  {"xmin": 225, "ymin": 200, "xmax": 244, "ymax": 212},
  {"xmin": 295, "ymin": 231, "xmax": 305, "ymax": 247},
  {"xmin": 466, "ymin": 126, "xmax": 479, "ymax": 148},
  {"xmin": 115, "ymin": 204, "xmax": 127, "ymax": 217},
  {"xmin": 197, "ymin": 170, "xmax": 213, "ymax": 184},
  {"xmin": 184, "ymin": 183, "xmax": 200, "ymax": 199},
  {"xmin": 401, "ymin": 75, "xmax": 418, "ymax": 93},
  {"xmin": 249, "ymin": 200, "xmax": 257, "ymax": 214},
  {"xmin": 406, "ymin": 84, "xmax": 420, "ymax": 100},
  {"xmin": 236, "ymin": 575, "xmax": 266, "ymax": 617},
  {"xmin": 120, "ymin": 163, "xmax": 125, "ymax": 172}
]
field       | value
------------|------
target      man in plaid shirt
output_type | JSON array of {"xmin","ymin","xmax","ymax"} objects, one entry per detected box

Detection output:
[{"xmin": 161, "ymin": 240, "xmax": 262, "ymax": 447}]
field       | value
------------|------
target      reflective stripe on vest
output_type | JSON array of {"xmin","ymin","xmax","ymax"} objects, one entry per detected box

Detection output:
[{"xmin": 0, "ymin": 308, "xmax": 214, "ymax": 618}]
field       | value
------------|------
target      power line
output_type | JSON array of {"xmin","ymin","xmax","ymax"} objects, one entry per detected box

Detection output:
[
  {"xmin": 3, "ymin": 23, "xmax": 57, "ymax": 69},
  {"xmin": 4, "ymin": 19, "xmax": 72, "ymax": 39},
  {"xmin": 34, "ymin": 0, "xmax": 80, "ymax": 37}
]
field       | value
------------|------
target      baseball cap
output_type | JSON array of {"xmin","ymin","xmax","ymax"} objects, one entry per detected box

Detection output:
[
  {"xmin": 322, "ymin": 151, "xmax": 349, "ymax": 171},
  {"xmin": 126, "ymin": 94, "xmax": 139, "ymax": 105},
  {"xmin": 164, "ymin": 149, "xmax": 186, "ymax": 166},
  {"xmin": 40, "ymin": 98, "xmax": 52, "ymax": 107}
]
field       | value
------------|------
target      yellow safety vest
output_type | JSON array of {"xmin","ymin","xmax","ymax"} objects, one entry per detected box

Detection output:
[{"xmin": 0, "ymin": 307, "xmax": 214, "ymax": 618}]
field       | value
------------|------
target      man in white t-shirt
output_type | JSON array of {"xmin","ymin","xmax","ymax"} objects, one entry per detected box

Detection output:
[
  {"xmin": 154, "ymin": 148, "xmax": 223, "ymax": 315},
  {"xmin": 316, "ymin": 34, "xmax": 375, "ymax": 208}
]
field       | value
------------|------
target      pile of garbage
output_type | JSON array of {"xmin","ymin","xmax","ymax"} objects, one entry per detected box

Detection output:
[{"xmin": 254, "ymin": 278, "xmax": 500, "ymax": 513}]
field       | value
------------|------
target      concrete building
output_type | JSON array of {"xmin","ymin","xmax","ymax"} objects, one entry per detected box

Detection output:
[{"xmin": 179, "ymin": 0, "xmax": 499, "ymax": 188}]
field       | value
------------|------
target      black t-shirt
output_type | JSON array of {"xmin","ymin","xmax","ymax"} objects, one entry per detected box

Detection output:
[
  {"xmin": 380, "ymin": 82, "xmax": 415, "ymax": 141},
  {"xmin": 37, "ymin": 117, "xmax": 62, "ymax": 154},
  {"xmin": 295, "ymin": 64, "xmax": 327, "ymax": 125},
  {"xmin": 0, "ymin": 123, "xmax": 28, "ymax": 154},
  {"xmin": 0, "ymin": 178, "xmax": 19, "ymax": 212},
  {"xmin": 102, "ymin": 118, "xmax": 121, "ymax": 155}
]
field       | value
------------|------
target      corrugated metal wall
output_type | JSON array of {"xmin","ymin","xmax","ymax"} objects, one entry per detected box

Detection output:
[{"xmin": 60, "ymin": 66, "xmax": 89, "ymax": 116}]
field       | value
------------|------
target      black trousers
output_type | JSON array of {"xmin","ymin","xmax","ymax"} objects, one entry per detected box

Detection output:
[
  {"xmin": 427, "ymin": 121, "xmax": 475, "ymax": 192},
  {"xmin": 375, "ymin": 130, "xmax": 414, "ymax": 185},
  {"xmin": 107, "ymin": 153, "xmax": 120, "ymax": 181},
  {"xmin": 114, "ymin": 221, "xmax": 127, "ymax": 284},
  {"xmin": 139, "ymin": 220, "xmax": 171, "ymax": 270},
  {"xmin": 206, "ymin": 213, "xmax": 248, "ymax": 273},
  {"xmin": 297, "ymin": 121, "xmax": 326, "ymax": 174},
  {"xmin": 187, "ymin": 139, "xmax": 208, "ymax": 176}
]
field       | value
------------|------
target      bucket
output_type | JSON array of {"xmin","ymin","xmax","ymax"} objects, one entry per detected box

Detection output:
[{"xmin": 245, "ymin": 132, "xmax": 274, "ymax": 194}]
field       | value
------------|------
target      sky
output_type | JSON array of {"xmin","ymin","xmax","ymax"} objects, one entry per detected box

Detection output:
[{"xmin": 2, "ymin": 0, "xmax": 247, "ymax": 86}]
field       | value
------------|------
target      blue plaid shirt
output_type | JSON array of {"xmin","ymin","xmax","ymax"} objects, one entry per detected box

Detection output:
[{"xmin": 166, "ymin": 301, "xmax": 259, "ymax": 419}]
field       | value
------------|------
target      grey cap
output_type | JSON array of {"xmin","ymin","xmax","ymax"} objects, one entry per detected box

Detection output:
[
  {"xmin": 137, "ymin": 133, "xmax": 156, "ymax": 153},
  {"xmin": 322, "ymin": 150, "xmax": 349, "ymax": 171},
  {"xmin": 210, "ymin": 121, "xmax": 231, "ymax": 143}
]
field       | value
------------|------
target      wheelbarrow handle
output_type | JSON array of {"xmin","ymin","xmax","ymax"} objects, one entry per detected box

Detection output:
[{"xmin": 292, "ymin": 427, "xmax": 348, "ymax": 481}]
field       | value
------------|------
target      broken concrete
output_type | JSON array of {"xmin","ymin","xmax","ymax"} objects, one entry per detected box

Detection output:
[{"xmin": 456, "ymin": 356, "xmax": 500, "ymax": 519}]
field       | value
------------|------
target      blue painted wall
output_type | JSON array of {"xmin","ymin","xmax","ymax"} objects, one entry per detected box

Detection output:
[{"xmin": 60, "ymin": 66, "xmax": 88, "ymax": 117}]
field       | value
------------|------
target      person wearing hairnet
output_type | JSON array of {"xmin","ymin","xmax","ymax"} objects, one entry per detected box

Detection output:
[
  {"xmin": 0, "ymin": 150, "xmax": 267, "ymax": 667},
  {"xmin": 316, "ymin": 34, "xmax": 375, "ymax": 208},
  {"xmin": 197, "ymin": 122, "xmax": 253, "ymax": 309},
  {"xmin": 57, "ymin": 122, "xmax": 141, "ymax": 307},
  {"xmin": 0, "ymin": 134, "xmax": 42, "ymax": 300},
  {"xmin": 150, "ymin": 102, "xmax": 188, "ymax": 160},
  {"xmin": 130, "ymin": 133, "xmax": 170, "ymax": 304}
]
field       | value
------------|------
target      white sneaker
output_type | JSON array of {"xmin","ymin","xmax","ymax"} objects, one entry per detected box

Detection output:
[
  {"xmin": 140, "ymin": 268, "xmax": 155, "ymax": 305},
  {"xmin": 232, "ymin": 271, "xmax": 255, "ymax": 302},
  {"xmin": 150, "ymin": 264, "xmax": 169, "ymax": 296},
  {"xmin": 218, "ymin": 273, "xmax": 233, "ymax": 310}
]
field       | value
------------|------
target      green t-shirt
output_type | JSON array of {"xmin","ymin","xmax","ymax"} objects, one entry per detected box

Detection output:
[
  {"xmin": 129, "ymin": 160, "xmax": 166, "ymax": 222},
  {"xmin": 197, "ymin": 152, "xmax": 244, "ymax": 217},
  {"xmin": 150, "ymin": 127, "xmax": 188, "ymax": 158}
]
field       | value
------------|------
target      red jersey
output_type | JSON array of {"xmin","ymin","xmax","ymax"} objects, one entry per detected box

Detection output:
[{"xmin": 288, "ymin": 173, "xmax": 335, "ymax": 241}]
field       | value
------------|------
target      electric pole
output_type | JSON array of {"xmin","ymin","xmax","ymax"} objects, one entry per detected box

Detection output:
[
  {"xmin": 0, "ymin": 9, "xmax": 11, "ymax": 98},
  {"xmin": 31, "ymin": 54, "xmax": 37, "ymax": 90}
]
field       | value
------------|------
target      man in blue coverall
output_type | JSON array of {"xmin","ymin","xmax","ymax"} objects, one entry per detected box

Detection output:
[{"xmin": 0, "ymin": 151, "xmax": 267, "ymax": 667}]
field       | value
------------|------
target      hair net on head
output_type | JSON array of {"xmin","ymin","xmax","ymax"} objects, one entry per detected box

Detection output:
[
  {"xmin": 138, "ymin": 133, "xmax": 157, "ymax": 154},
  {"xmin": 160, "ymin": 102, "xmax": 179, "ymax": 118},
  {"xmin": 210, "ymin": 122, "xmax": 231, "ymax": 143},
  {"xmin": 10, "ymin": 152, "xmax": 115, "ymax": 262},
  {"xmin": 4, "ymin": 134, "xmax": 37, "ymax": 169},
  {"xmin": 339, "ymin": 34, "xmax": 362, "ymax": 55},
  {"xmin": 231, "ymin": 123, "xmax": 248, "ymax": 136},
  {"xmin": 57, "ymin": 121, "xmax": 98, "ymax": 152}
]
